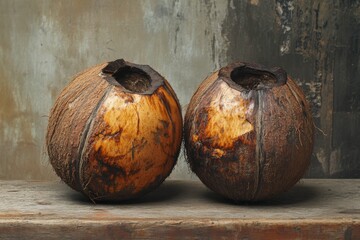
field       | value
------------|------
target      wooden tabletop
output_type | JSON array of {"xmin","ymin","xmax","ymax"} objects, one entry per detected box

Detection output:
[{"xmin": 0, "ymin": 179, "xmax": 359, "ymax": 239}]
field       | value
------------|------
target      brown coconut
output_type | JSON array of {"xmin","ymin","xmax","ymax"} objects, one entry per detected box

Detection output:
[
  {"xmin": 184, "ymin": 62, "xmax": 314, "ymax": 201},
  {"xmin": 46, "ymin": 59, "xmax": 182, "ymax": 201}
]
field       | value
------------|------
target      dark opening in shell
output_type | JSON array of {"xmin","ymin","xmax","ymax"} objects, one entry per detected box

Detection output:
[
  {"xmin": 230, "ymin": 67, "xmax": 277, "ymax": 90},
  {"xmin": 112, "ymin": 67, "xmax": 151, "ymax": 93}
]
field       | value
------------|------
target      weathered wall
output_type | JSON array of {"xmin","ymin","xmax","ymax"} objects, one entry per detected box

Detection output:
[
  {"xmin": 222, "ymin": 0, "xmax": 360, "ymax": 178},
  {"xmin": 0, "ymin": 0, "xmax": 359, "ymax": 180}
]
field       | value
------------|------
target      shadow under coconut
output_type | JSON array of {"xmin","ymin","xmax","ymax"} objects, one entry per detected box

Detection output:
[
  {"xmin": 65, "ymin": 180, "xmax": 186, "ymax": 205},
  {"xmin": 201, "ymin": 182, "xmax": 321, "ymax": 206}
]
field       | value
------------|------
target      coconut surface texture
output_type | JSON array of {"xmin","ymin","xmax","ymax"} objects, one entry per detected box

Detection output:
[
  {"xmin": 184, "ymin": 62, "xmax": 314, "ymax": 202},
  {"xmin": 46, "ymin": 59, "xmax": 182, "ymax": 201}
]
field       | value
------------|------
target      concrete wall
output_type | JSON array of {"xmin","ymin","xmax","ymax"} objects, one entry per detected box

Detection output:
[{"xmin": 0, "ymin": 0, "xmax": 359, "ymax": 180}]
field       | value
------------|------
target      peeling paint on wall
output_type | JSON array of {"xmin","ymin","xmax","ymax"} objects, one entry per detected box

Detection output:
[
  {"xmin": 275, "ymin": 0, "xmax": 294, "ymax": 55},
  {"xmin": 249, "ymin": 0, "xmax": 259, "ymax": 6}
]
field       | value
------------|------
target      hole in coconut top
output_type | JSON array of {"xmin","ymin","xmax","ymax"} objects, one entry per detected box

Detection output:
[
  {"xmin": 112, "ymin": 67, "xmax": 151, "ymax": 93},
  {"xmin": 230, "ymin": 67, "xmax": 277, "ymax": 90}
]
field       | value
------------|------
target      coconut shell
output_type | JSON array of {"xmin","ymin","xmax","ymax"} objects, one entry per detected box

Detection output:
[
  {"xmin": 184, "ymin": 62, "xmax": 314, "ymax": 201},
  {"xmin": 46, "ymin": 59, "xmax": 182, "ymax": 201}
]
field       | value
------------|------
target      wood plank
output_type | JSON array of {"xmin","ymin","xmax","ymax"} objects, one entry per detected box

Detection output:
[
  {"xmin": 0, "ymin": 220, "xmax": 359, "ymax": 240},
  {"xmin": 0, "ymin": 179, "xmax": 359, "ymax": 239}
]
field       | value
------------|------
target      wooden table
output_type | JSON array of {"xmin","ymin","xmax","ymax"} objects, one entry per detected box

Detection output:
[{"xmin": 0, "ymin": 179, "xmax": 359, "ymax": 239}]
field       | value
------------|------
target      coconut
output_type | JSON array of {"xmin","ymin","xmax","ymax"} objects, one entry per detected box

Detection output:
[
  {"xmin": 184, "ymin": 62, "xmax": 314, "ymax": 201},
  {"xmin": 46, "ymin": 59, "xmax": 182, "ymax": 201}
]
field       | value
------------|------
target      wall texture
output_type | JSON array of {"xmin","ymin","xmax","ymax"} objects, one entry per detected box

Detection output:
[{"xmin": 0, "ymin": 0, "xmax": 359, "ymax": 180}]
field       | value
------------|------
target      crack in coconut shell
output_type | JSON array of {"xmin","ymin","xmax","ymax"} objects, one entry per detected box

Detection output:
[{"xmin": 76, "ymin": 85, "xmax": 114, "ymax": 194}]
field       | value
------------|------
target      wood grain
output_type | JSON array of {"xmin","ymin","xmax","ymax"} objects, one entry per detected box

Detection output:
[{"xmin": 0, "ymin": 180, "xmax": 359, "ymax": 239}]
